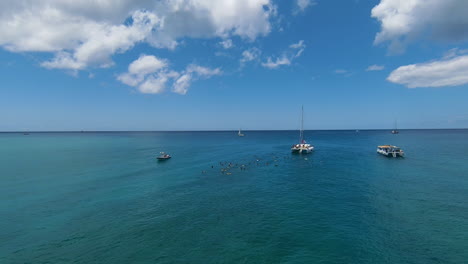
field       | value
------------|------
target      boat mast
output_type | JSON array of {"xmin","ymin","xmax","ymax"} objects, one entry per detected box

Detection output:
[{"xmin": 300, "ymin": 105, "xmax": 304, "ymax": 143}]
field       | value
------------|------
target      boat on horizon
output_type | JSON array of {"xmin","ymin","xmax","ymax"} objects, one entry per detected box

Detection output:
[
  {"xmin": 291, "ymin": 105, "xmax": 314, "ymax": 154},
  {"xmin": 238, "ymin": 128, "xmax": 245, "ymax": 137},
  {"xmin": 377, "ymin": 145, "xmax": 404, "ymax": 157},
  {"xmin": 391, "ymin": 119, "xmax": 399, "ymax": 134}
]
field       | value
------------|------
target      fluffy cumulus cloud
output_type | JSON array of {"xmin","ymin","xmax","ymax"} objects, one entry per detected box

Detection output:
[
  {"xmin": 117, "ymin": 55, "xmax": 220, "ymax": 94},
  {"xmin": 148, "ymin": 0, "xmax": 275, "ymax": 48},
  {"xmin": 366, "ymin": 64, "xmax": 385, "ymax": 71},
  {"xmin": 372, "ymin": 0, "xmax": 468, "ymax": 52},
  {"xmin": 261, "ymin": 40, "xmax": 305, "ymax": 69},
  {"xmin": 0, "ymin": 0, "xmax": 276, "ymax": 70},
  {"xmin": 117, "ymin": 55, "xmax": 169, "ymax": 89},
  {"xmin": 387, "ymin": 54, "xmax": 468, "ymax": 88}
]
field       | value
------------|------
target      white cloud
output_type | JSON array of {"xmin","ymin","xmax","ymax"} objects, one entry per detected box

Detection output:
[
  {"xmin": 148, "ymin": 0, "xmax": 276, "ymax": 47},
  {"xmin": 262, "ymin": 56, "xmax": 291, "ymax": 69},
  {"xmin": 387, "ymin": 54, "xmax": 468, "ymax": 88},
  {"xmin": 117, "ymin": 55, "xmax": 220, "ymax": 94},
  {"xmin": 187, "ymin": 64, "xmax": 221, "ymax": 77},
  {"xmin": 0, "ymin": 0, "xmax": 276, "ymax": 70},
  {"xmin": 128, "ymin": 55, "xmax": 168, "ymax": 76},
  {"xmin": 31, "ymin": 10, "xmax": 158, "ymax": 70},
  {"xmin": 173, "ymin": 74, "xmax": 193, "ymax": 95},
  {"xmin": 139, "ymin": 74, "xmax": 169, "ymax": 94},
  {"xmin": 294, "ymin": 0, "xmax": 316, "ymax": 14},
  {"xmin": 172, "ymin": 64, "xmax": 221, "ymax": 94},
  {"xmin": 261, "ymin": 40, "xmax": 305, "ymax": 69},
  {"xmin": 289, "ymin": 40, "xmax": 305, "ymax": 49},
  {"xmin": 219, "ymin": 39, "xmax": 233, "ymax": 49},
  {"xmin": 372, "ymin": 0, "xmax": 468, "ymax": 52},
  {"xmin": 443, "ymin": 48, "xmax": 468, "ymax": 59},
  {"xmin": 240, "ymin": 48, "xmax": 262, "ymax": 64},
  {"xmin": 366, "ymin": 64, "xmax": 385, "ymax": 71},
  {"xmin": 41, "ymin": 52, "xmax": 86, "ymax": 70},
  {"xmin": 117, "ymin": 55, "xmax": 168, "ymax": 88},
  {"xmin": 117, "ymin": 72, "xmax": 143, "ymax": 87},
  {"xmin": 334, "ymin": 69, "xmax": 348, "ymax": 74},
  {"xmin": 289, "ymin": 40, "xmax": 306, "ymax": 58}
]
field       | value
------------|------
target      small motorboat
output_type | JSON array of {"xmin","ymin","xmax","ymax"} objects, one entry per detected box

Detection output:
[{"xmin": 157, "ymin": 152, "xmax": 171, "ymax": 161}]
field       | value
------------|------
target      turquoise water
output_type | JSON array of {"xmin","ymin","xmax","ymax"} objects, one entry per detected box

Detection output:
[{"xmin": 1, "ymin": 130, "xmax": 468, "ymax": 263}]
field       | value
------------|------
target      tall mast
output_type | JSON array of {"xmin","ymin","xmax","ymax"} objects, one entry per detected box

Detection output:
[{"xmin": 300, "ymin": 105, "xmax": 304, "ymax": 143}]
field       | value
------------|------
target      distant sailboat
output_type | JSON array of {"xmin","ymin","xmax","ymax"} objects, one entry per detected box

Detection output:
[
  {"xmin": 391, "ymin": 119, "xmax": 399, "ymax": 134},
  {"xmin": 291, "ymin": 105, "xmax": 314, "ymax": 153},
  {"xmin": 238, "ymin": 128, "xmax": 245, "ymax": 137}
]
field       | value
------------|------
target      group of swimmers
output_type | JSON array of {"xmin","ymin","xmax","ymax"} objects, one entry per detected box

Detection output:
[{"xmin": 200, "ymin": 154, "xmax": 295, "ymax": 175}]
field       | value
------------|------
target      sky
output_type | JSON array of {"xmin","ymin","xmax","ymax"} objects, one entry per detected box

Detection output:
[{"xmin": 1, "ymin": 0, "xmax": 468, "ymax": 131}]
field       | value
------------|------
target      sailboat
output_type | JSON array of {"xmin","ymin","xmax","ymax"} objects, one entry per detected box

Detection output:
[
  {"xmin": 238, "ymin": 128, "xmax": 245, "ymax": 137},
  {"xmin": 391, "ymin": 119, "xmax": 399, "ymax": 134},
  {"xmin": 291, "ymin": 106, "xmax": 314, "ymax": 153}
]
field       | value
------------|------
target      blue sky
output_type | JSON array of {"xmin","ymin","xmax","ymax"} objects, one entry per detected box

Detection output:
[{"xmin": 1, "ymin": 0, "xmax": 468, "ymax": 131}]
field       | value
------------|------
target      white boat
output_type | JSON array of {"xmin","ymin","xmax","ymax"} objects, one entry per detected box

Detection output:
[
  {"xmin": 238, "ymin": 128, "xmax": 245, "ymax": 137},
  {"xmin": 156, "ymin": 152, "xmax": 171, "ymax": 160},
  {"xmin": 377, "ymin": 145, "xmax": 404, "ymax": 157},
  {"xmin": 291, "ymin": 106, "xmax": 314, "ymax": 154}
]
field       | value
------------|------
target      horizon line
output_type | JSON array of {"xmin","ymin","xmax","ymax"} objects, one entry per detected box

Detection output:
[{"xmin": 1, "ymin": 128, "xmax": 467, "ymax": 133}]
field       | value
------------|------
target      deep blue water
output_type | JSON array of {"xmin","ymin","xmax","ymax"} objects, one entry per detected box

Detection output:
[{"xmin": 1, "ymin": 130, "xmax": 468, "ymax": 263}]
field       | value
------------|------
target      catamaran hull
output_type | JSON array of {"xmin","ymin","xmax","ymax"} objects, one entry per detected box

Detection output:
[
  {"xmin": 377, "ymin": 150, "xmax": 404, "ymax": 157},
  {"xmin": 291, "ymin": 147, "xmax": 314, "ymax": 154}
]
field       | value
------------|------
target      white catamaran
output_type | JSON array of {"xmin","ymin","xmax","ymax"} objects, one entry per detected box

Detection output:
[
  {"xmin": 238, "ymin": 128, "xmax": 245, "ymax": 137},
  {"xmin": 377, "ymin": 145, "xmax": 404, "ymax": 157},
  {"xmin": 291, "ymin": 106, "xmax": 314, "ymax": 153}
]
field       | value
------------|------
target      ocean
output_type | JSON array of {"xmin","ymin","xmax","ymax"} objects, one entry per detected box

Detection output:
[{"xmin": 1, "ymin": 130, "xmax": 467, "ymax": 263}]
